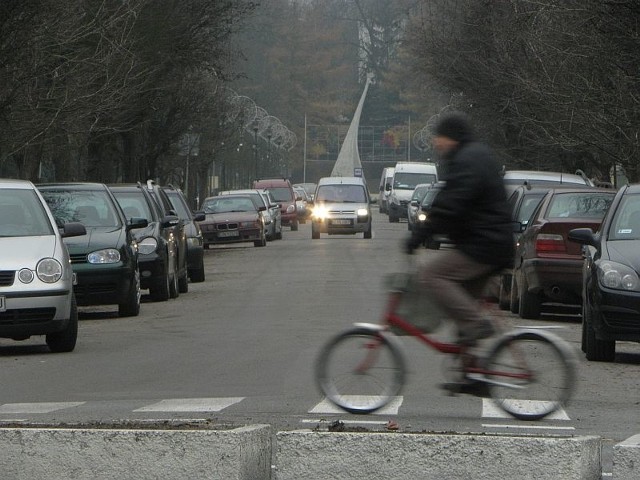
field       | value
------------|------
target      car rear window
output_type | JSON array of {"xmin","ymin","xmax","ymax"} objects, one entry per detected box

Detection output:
[{"xmin": 546, "ymin": 192, "xmax": 613, "ymax": 219}]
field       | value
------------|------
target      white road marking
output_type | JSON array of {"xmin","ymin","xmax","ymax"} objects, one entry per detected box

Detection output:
[
  {"xmin": 618, "ymin": 434, "xmax": 640, "ymax": 446},
  {"xmin": 0, "ymin": 402, "xmax": 85, "ymax": 414},
  {"xmin": 133, "ymin": 397, "xmax": 245, "ymax": 412},
  {"xmin": 483, "ymin": 424, "xmax": 575, "ymax": 431},
  {"xmin": 309, "ymin": 397, "xmax": 403, "ymax": 415},
  {"xmin": 301, "ymin": 419, "xmax": 388, "ymax": 425},
  {"xmin": 482, "ymin": 399, "xmax": 570, "ymax": 420}
]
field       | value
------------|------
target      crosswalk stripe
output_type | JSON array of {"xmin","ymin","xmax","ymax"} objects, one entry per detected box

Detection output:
[
  {"xmin": 0, "ymin": 402, "xmax": 85, "ymax": 414},
  {"xmin": 482, "ymin": 399, "xmax": 570, "ymax": 420},
  {"xmin": 133, "ymin": 397, "xmax": 245, "ymax": 412},
  {"xmin": 309, "ymin": 397, "xmax": 403, "ymax": 415}
]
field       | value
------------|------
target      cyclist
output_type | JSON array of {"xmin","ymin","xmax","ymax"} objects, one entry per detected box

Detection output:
[{"xmin": 406, "ymin": 112, "xmax": 514, "ymax": 392}]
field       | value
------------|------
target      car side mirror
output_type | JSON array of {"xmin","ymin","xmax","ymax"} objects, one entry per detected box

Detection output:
[
  {"xmin": 192, "ymin": 211, "xmax": 205, "ymax": 222},
  {"xmin": 410, "ymin": 200, "xmax": 419, "ymax": 207},
  {"xmin": 568, "ymin": 227, "xmax": 597, "ymax": 247},
  {"xmin": 258, "ymin": 206, "xmax": 267, "ymax": 212},
  {"xmin": 127, "ymin": 217, "xmax": 149, "ymax": 231},
  {"xmin": 161, "ymin": 215, "xmax": 180, "ymax": 228},
  {"xmin": 385, "ymin": 184, "xmax": 391, "ymax": 192},
  {"xmin": 61, "ymin": 222, "xmax": 87, "ymax": 238}
]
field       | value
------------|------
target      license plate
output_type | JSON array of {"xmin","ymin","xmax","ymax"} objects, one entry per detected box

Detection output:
[
  {"xmin": 331, "ymin": 219, "xmax": 352, "ymax": 225},
  {"xmin": 218, "ymin": 230, "xmax": 239, "ymax": 238},
  {"xmin": 0, "ymin": 296, "xmax": 5, "ymax": 312}
]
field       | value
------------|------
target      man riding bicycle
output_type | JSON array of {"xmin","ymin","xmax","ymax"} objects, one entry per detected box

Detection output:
[{"xmin": 406, "ymin": 112, "xmax": 514, "ymax": 389}]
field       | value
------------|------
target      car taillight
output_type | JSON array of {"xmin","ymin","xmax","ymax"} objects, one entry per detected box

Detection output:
[{"xmin": 535, "ymin": 233, "xmax": 566, "ymax": 254}]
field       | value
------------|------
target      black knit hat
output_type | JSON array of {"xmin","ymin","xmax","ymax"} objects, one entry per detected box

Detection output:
[{"xmin": 433, "ymin": 112, "xmax": 474, "ymax": 142}]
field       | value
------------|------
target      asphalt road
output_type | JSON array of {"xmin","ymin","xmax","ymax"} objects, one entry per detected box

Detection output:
[{"xmin": 0, "ymin": 210, "xmax": 638, "ymax": 453}]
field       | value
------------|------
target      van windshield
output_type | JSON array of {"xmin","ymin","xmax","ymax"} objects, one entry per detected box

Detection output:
[
  {"xmin": 394, "ymin": 173, "xmax": 437, "ymax": 190},
  {"xmin": 316, "ymin": 185, "xmax": 367, "ymax": 203}
]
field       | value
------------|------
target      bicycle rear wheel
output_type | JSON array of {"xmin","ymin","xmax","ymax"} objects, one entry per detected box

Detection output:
[
  {"xmin": 315, "ymin": 327, "xmax": 406, "ymax": 414},
  {"xmin": 483, "ymin": 330, "xmax": 575, "ymax": 421}
]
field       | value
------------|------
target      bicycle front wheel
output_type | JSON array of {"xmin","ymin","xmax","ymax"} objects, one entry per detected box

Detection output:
[
  {"xmin": 315, "ymin": 327, "xmax": 406, "ymax": 414},
  {"xmin": 483, "ymin": 330, "xmax": 576, "ymax": 421}
]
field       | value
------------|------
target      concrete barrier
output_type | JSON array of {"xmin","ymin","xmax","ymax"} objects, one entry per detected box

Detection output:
[
  {"xmin": 0, "ymin": 424, "xmax": 272, "ymax": 480},
  {"xmin": 275, "ymin": 430, "xmax": 601, "ymax": 480},
  {"xmin": 614, "ymin": 434, "xmax": 640, "ymax": 480}
]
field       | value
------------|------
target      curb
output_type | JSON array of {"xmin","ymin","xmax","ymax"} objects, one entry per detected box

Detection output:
[
  {"xmin": 0, "ymin": 424, "xmax": 272, "ymax": 480},
  {"xmin": 275, "ymin": 430, "xmax": 601, "ymax": 480},
  {"xmin": 613, "ymin": 434, "xmax": 640, "ymax": 480}
]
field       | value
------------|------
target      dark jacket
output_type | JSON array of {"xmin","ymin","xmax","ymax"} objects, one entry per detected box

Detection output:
[{"xmin": 427, "ymin": 140, "xmax": 514, "ymax": 267}]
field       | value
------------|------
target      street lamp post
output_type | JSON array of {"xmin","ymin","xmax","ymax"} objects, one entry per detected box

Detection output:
[
  {"xmin": 252, "ymin": 121, "xmax": 259, "ymax": 181},
  {"xmin": 267, "ymin": 133, "xmax": 272, "ymax": 176}
]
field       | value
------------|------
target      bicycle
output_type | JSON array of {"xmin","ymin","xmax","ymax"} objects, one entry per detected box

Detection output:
[{"xmin": 315, "ymin": 271, "xmax": 577, "ymax": 421}]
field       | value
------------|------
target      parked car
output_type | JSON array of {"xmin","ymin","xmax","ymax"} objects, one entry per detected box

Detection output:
[
  {"xmin": 110, "ymin": 183, "xmax": 184, "ymax": 299},
  {"xmin": 162, "ymin": 185, "xmax": 206, "ymax": 283},
  {"xmin": 568, "ymin": 184, "xmax": 640, "ymax": 361},
  {"xmin": 293, "ymin": 182, "xmax": 317, "ymax": 202},
  {"xmin": 407, "ymin": 183, "xmax": 435, "ymax": 232},
  {"xmin": 143, "ymin": 180, "xmax": 189, "ymax": 293},
  {"xmin": 38, "ymin": 182, "xmax": 146, "ymax": 317},
  {"xmin": 220, "ymin": 189, "xmax": 282, "ymax": 241},
  {"xmin": 253, "ymin": 178, "xmax": 299, "ymax": 231},
  {"xmin": 293, "ymin": 185, "xmax": 311, "ymax": 224},
  {"xmin": 502, "ymin": 170, "xmax": 594, "ymax": 196},
  {"xmin": 510, "ymin": 187, "xmax": 614, "ymax": 319},
  {"xmin": 0, "ymin": 179, "xmax": 87, "ymax": 352},
  {"xmin": 310, "ymin": 176, "xmax": 372, "ymax": 239},
  {"xmin": 497, "ymin": 184, "xmax": 557, "ymax": 309},
  {"xmin": 199, "ymin": 194, "xmax": 267, "ymax": 247}
]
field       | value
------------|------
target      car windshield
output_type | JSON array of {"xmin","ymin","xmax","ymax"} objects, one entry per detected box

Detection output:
[
  {"xmin": 112, "ymin": 191, "xmax": 155, "ymax": 221},
  {"xmin": 546, "ymin": 192, "xmax": 613, "ymax": 219},
  {"xmin": 315, "ymin": 184, "xmax": 367, "ymax": 203},
  {"xmin": 202, "ymin": 197, "xmax": 257, "ymax": 213},
  {"xmin": 393, "ymin": 173, "xmax": 437, "ymax": 190},
  {"xmin": 266, "ymin": 187, "xmax": 293, "ymax": 202},
  {"xmin": 411, "ymin": 186, "xmax": 431, "ymax": 201},
  {"xmin": 41, "ymin": 189, "xmax": 121, "ymax": 227},
  {"xmin": 609, "ymin": 194, "xmax": 640, "ymax": 240},
  {"xmin": 0, "ymin": 189, "xmax": 54, "ymax": 237},
  {"xmin": 420, "ymin": 188, "xmax": 441, "ymax": 208}
]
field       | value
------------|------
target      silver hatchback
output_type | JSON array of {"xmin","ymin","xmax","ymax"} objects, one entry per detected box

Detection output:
[{"xmin": 0, "ymin": 179, "xmax": 85, "ymax": 352}]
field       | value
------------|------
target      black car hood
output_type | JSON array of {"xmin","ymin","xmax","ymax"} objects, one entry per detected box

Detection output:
[
  {"xmin": 63, "ymin": 226, "xmax": 125, "ymax": 252},
  {"xmin": 607, "ymin": 240, "xmax": 640, "ymax": 272}
]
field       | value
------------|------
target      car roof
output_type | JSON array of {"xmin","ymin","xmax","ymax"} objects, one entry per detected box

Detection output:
[
  {"xmin": 317, "ymin": 176, "xmax": 366, "ymax": 186},
  {"xmin": 37, "ymin": 182, "xmax": 110, "ymax": 191},
  {"xmin": 503, "ymin": 170, "xmax": 591, "ymax": 184},
  {"xmin": 622, "ymin": 184, "xmax": 640, "ymax": 194},
  {"xmin": 0, "ymin": 178, "xmax": 36, "ymax": 189}
]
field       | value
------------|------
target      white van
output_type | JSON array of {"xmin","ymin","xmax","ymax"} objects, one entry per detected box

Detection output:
[
  {"xmin": 387, "ymin": 162, "xmax": 438, "ymax": 222},
  {"xmin": 378, "ymin": 167, "xmax": 394, "ymax": 214}
]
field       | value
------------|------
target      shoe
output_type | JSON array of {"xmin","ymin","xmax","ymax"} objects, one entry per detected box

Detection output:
[
  {"xmin": 440, "ymin": 379, "xmax": 490, "ymax": 397},
  {"xmin": 457, "ymin": 320, "xmax": 496, "ymax": 346}
]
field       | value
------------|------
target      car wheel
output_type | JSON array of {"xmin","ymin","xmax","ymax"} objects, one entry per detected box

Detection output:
[
  {"xmin": 46, "ymin": 295, "xmax": 78, "ymax": 353},
  {"xmin": 291, "ymin": 220, "xmax": 299, "ymax": 231},
  {"xmin": 388, "ymin": 212, "xmax": 398, "ymax": 223},
  {"xmin": 254, "ymin": 230, "xmax": 267, "ymax": 247},
  {"xmin": 498, "ymin": 274, "xmax": 511, "ymax": 311},
  {"xmin": 583, "ymin": 300, "xmax": 615, "ymax": 362},
  {"xmin": 312, "ymin": 224, "xmax": 320, "ymax": 239},
  {"xmin": 118, "ymin": 269, "xmax": 141, "ymax": 317},
  {"xmin": 518, "ymin": 275, "xmax": 541, "ymax": 319},
  {"xmin": 509, "ymin": 272, "xmax": 519, "ymax": 314},
  {"xmin": 169, "ymin": 270, "xmax": 179, "ymax": 298},
  {"xmin": 364, "ymin": 224, "xmax": 372, "ymax": 239},
  {"xmin": 150, "ymin": 265, "xmax": 171, "ymax": 302},
  {"xmin": 189, "ymin": 261, "xmax": 205, "ymax": 283},
  {"xmin": 178, "ymin": 271, "xmax": 189, "ymax": 293},
  {"xmin": 276, "ymin": 226, "xmax": 283, "ymax": 240}
]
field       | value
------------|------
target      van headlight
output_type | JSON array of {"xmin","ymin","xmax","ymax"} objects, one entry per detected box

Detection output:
[
  {"xmin": 36, "ymin": 258, "xmax": 63, "ymax": 283},
  {"xmin": 313, "ymin": 206, "xmax": 329, "ymax": 220},
  {"xmin": 357, "ymin": 208, "xmax": 369, "ymax": 217}
]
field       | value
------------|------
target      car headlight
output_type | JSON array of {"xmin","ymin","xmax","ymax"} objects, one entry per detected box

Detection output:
[
  {"xmin": 137, "ymin": 237, "xmax": 158, "ymax": 255},
  {"xmin": 597, "ymin": 261, "xmax": 640, "ymax": 291},
  {"xmin": 313, "ymin": 206, "xmax": 329, "ymax": 220},
  {"xmin": 357, "ymin": 208, "xmax": 369, "ymax": 217},
  {"xmin": 18, "ymin": 268, "xmax": 35, "ymax": 284},
  {"xmin": 88, "ymin": 249, "xmax": 121, "ymax": 264},
  {"xmin": 36, "ymin": 258, "xmax": 63, "ymax": 283},
  {"xmin": 187, "ymin": 237, "xmax": 203, "ymax": 248},
  {"xmin": 240, "ymin": 221, "xmax": 259, "ymax": 228},
  {"xmin": 286, "ymin": 204, "xmax": 296, "ymax": 214},
  {"xmin": 417, "ymin": 213, "xmax": 428, "ymax": 222}
]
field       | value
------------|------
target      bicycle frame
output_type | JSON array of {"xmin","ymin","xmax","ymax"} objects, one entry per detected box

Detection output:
[{"xmin": 382, "ymin": 291, "xmax": 532, "ymax": 382}]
